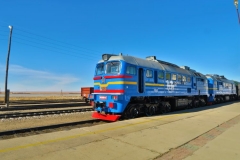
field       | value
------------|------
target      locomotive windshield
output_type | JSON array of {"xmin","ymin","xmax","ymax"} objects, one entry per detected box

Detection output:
[
  {"xmin": 95, "ymin": 63, "xmax": 104, "ymax": 75},
  {"xmin": 106, "ymin": 61, "xmax": 120, "ymax": 74}
]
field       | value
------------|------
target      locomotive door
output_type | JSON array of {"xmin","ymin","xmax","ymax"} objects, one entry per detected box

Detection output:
[
  {"xmin": 237, "ymin": 85, "xmax": 239, "ymax": 96},
  {"xmin": 138, "ymin": 68, "xmax": 144, "ymax": 93},
  {"xmin": 217, "ymin": 81, "xmax": 220, "ymax": 90},
  {"xmin": 192, "ymin": 77, "xmax": 197, "ymax": 90}
]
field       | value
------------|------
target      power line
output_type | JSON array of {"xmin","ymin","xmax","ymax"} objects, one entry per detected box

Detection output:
[
  {"xmin": 12, "ymin": 36, "xmax": 100, "ymax": 59},
  {"xmin": 13, "ymin": 31, "xmax": 100, "ymax": 55},
  {"xmin": 0, "ymin": 22, "xmax": 104, "ymax": 61},
  {"xmin": 0, "ymin": 33, "xmax": 8, "ymax": 37},
  {"xmin": 12, "ymin": 32, "xmax": 101, "ymax": 58},
  {"xmin": 1, "ymin": 21, "xmax": 104, "ymax": 55},
  {"xmin": 0, "ymin": 25, "xmax": 7, "ymax": 28},
  {"xmin": 12, "ymin": 40, "xmax": 100, "ymax": 61},
  {"xmin": 0, "ymin": 29, "xmax": 9, "ymax": 33},
  {"xmin": 15, "ymin": 28, "xmax": 103, "ymax": 54},
  {"xmin": 0, "ymin": 20, "xmax": 10, "ymax": 25}
]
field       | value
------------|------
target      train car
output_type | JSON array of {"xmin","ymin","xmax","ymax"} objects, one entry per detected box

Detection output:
[
  {"xmin": 90, "ymin": 53, "xmax": 209, "ymax": 121},
  {"xmin": 206, "ymin": 75, "xmax": 237, "ymax": 103},
  {"xmin": 81, "ymin": 87, "xmax": 94, "ymax": 103},
  {"xmin": 235, "ymin": 81, "xmax": 240, "ymax": 99}
]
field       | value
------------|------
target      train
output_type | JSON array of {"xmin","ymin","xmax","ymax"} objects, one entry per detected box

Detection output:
[
  {"xmin": 89, "ymin": 53, "xmax": 240, "ymax": 121},
  {"xmin": 81, "ymin": 87, "xmax": 94, "ymax": 103}
]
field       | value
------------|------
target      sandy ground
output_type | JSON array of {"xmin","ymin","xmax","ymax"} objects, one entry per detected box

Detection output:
[
  {"xmin": 0, "ymin": 95, "xmax": 91, "ymax": 132},
  {"xmin": 0, "ymin": 111, "xmax": 94, "ymax": 132},
  {"xmin": 0, "ymin": 95, "xmax": 82, "ymax": 104}
]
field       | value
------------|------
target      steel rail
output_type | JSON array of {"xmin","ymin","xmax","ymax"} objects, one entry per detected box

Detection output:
[
  {"xmin": 0, "ymin": 102, "xmax": 90, "ymax": 111},
  {"xmin": 0, "ymin": 107, "xmax": 93, "ymax": 119}
]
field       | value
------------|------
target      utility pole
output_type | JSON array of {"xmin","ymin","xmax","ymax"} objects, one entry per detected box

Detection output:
[
  {"xmin": 4, "ymin": 26, "xmax": 13, "ymax": 106},
  {"xmin": 234, "ymin": 0, "xmax": 240, "ymax": 24}
]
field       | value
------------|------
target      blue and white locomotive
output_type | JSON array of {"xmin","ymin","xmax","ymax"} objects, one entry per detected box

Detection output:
[
  {"xmin": 206, "ymin": 74, "xmax": 236, "ymax": 103},
  {"xmin": 90, "ymin": 53, "xmax": 238, "ymax": 121}
]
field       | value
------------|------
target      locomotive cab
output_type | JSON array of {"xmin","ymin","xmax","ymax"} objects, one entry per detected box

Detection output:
[{"xmin": 92, "ymin": 54, "xmax": 134, "ymax": 121}]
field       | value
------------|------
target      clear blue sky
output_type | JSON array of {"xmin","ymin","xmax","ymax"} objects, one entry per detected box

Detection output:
[{"xmin": 0, "ymin": 0, "xmax": 239, "ymax": 92}]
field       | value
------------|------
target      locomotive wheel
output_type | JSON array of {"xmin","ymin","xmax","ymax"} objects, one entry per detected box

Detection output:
[
  {"xmin": 192, "ymin": 100, "xmax": 199, "ymax": 108},
  {"xmin": 199, "ymin": 99, "xmax": 205, "ymax": 107},
  {"xmin": 216, "ymin": 98, "xmax": 220, "ymax": 104},
  {"xmin": 145, "ymin": 105, "xmax": 156, "ymax": 116},
  {"xmin": 185, "ymin": 100, "xmax": 192, "ymax": 109},
  {"xmin": 198, "ymin": 101, "xmax": 203, "ymax": 107},
  {"xmin": 122, "ymin": 104, "xmax": 132, "ymax": 119},
  {"xmin": 201, "ymin": 99, "xmax": 206, "ymax": 107},
  {"xmin": 160, "ymin": 104, "xmax": 166, "ymax": 114},
  {"xmin": 128, "ymin": 105, "xmax": 139, "ymax": 118},
  {"xmin": 196, "ymin": 101, "xmax": 199, "ymax": 108},
  {"xmin": 220, "ymin": 97, "xmax": 224, "ymax": 103},
  {"xmin": 159, "ymin": 103, "xmax": 171, "ymax": 113},
  {"xmin": 122, "ymin": 104, "xmax": 139, "ymax": 119},
  {"xmin": 165, "ymin": 103, "xmax": 171, "ymax": 112},
  {"xmin": 214, "ymin": 98, "xmax": 217, "ymax": 104},
  {"xmin": 187, "ymin": 102, "xmax": 193, "ymax": 109}
]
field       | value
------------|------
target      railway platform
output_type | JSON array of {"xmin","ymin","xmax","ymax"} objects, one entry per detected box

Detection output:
[{"xmin": 0, "ymin": 101, "xmax": 240, "ymax": 160}]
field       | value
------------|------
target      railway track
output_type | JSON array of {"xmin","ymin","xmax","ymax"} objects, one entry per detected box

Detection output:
[
  {"xmin": 0, "ymin": 119, "xmax": 106, "ymax": 140},
  {"xmin": 0, "ymin": 107, "xmax": 93, "ymax": 119},
  {"xmin": 0, "ymin": 101, "xmax": 90, "ymax": 111},
  {"xmin": 9, "ymin": 99, "xmax": 83, "ymax": 104}
]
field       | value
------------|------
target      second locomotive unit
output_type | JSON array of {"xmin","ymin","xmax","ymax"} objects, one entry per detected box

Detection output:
[{"xmin": 90, "ymin": 53, "xmax": 237, "ymax": 121}]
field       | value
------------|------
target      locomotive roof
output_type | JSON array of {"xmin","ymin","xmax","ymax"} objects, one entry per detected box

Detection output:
[
  {"xmin": 206, "ymin": 74, "xmax": 234, "ymax": 83},
  {"xmin": 99, "ymin": 54, "xmax": 195, "ymax": 76}
]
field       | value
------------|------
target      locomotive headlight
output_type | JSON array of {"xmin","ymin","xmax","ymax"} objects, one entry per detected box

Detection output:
[
  {"xmin": 102, "ymin": 54, "xmax": 108, "ymax": 61},
  {"xmin": 112, "ymin": 95, "xmax": 118, "ymax": 100},
  {"xmin": 102, "ymin": 54, "xmax": 117, "ymax": 61}
]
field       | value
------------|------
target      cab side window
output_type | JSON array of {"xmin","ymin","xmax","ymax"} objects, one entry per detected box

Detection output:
[
  {"xmin": 166, "ymin": 73, "xmax": 171, "ymax": 80},
  {"xmin": 172, "ymin": 74, "xmax": 177, "ymax": 81},
  {"xmin": 146, "ymin": 69, "xmax": 153, "ymax": 78},
  {"xmin": 158, "ymin": 71, "xmax": 164, "ymax": 79},
  {"xmin": 126, "ymin": 66, "xmax": 136, "ymax": 75},
  {"xmin": 178, "ymin": 75, "xmax": 182, "ymax": 81},
  {"xmin": 182, "ymin": 75, "xmax": 186, "ymax": 82}
]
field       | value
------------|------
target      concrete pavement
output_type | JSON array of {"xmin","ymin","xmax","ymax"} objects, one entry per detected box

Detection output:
[
  {"xmin": 183, "ymin": 116, "xmax": 240, "ymax": 160},
  {"xmin": 0, "ymin": 101, "xmax": 240, "ymax": 160}
]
